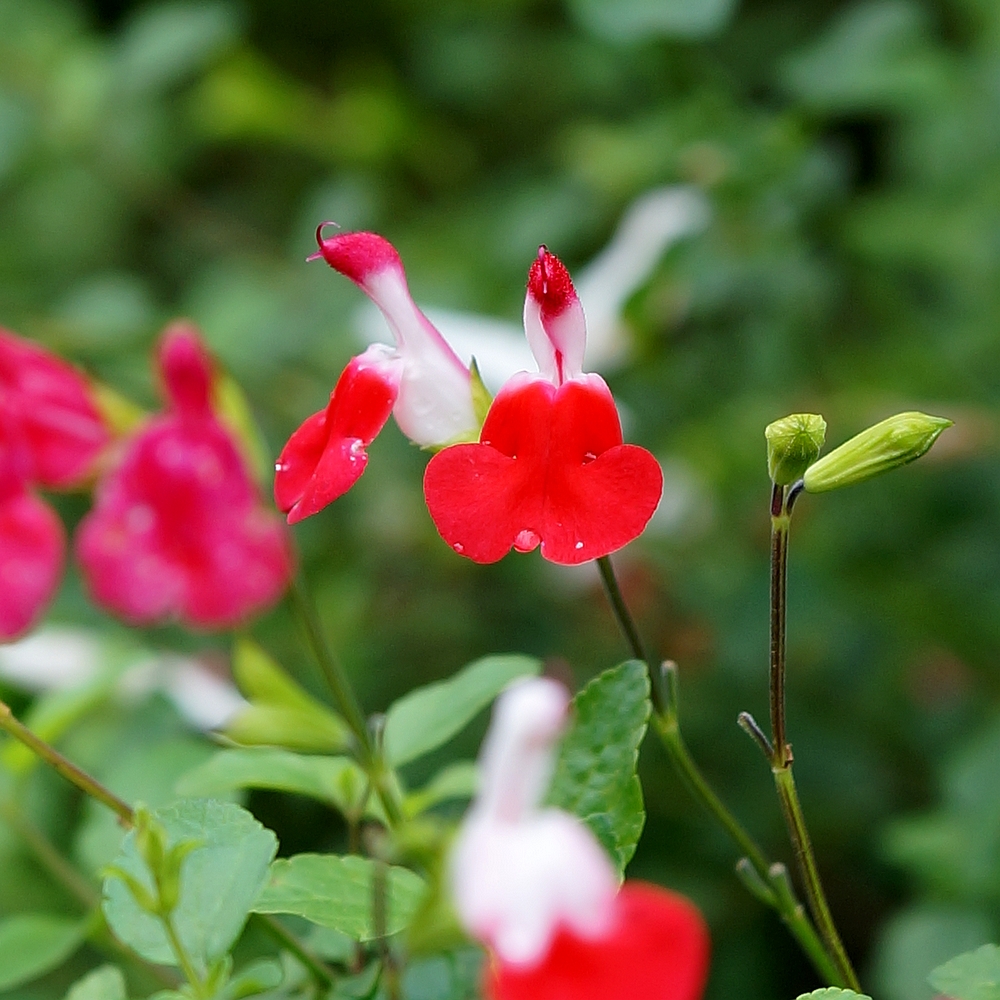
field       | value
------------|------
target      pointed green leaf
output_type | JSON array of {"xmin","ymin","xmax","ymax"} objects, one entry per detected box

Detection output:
[
  {"xmin": 383, "ymin": 655, "xmax": 541, "ymax": 767},
  {"xmin": 796, "ymin": 991, "xmax": 872, "ymax": 999},
  {"xmin": 547, "ymin": 660, "xmax": 651, "ymax": 875},
  {"xmin": 403, "ymin": 762, "xmax": 478, "ymax": 818},
  {"xmin": 175, "ymin": 748, "xmax": 383, "ymax": 821},
  {"xmin": 0, "ymin": 914, "xmax": 85, "ymax": 991},
  {"xmin": 252, "ymin": 854, "xmax": 425, "ymax": 941},
  {"xmin": 928, "ymin": 944, "xmax": 1000, "ymax": 1000},
  {"xmin": 102, "ymin": 800, "xmax": 277, "ymax": 967},
  {"xmin": 64, "ymin": 965, "xmax": 128, "ymax": 1000}
]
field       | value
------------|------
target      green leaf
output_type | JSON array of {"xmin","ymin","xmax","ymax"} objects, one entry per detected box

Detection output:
[
  {"xmin": 384, "ymin": 655, "xmax": 541, "ymax": 767},
  {"xmin": 65, "ymin": 965, "xmax": 128, "ymax": 1000},
  {"xmin": 102, "ymin": 800, "xmax": 277, "ymax": 968},
  {"xmin": 226, "ymin": 640, "xmax": 350, "ymax": 754},
  {"xmin": 0, "ymin": 914, "xmax": 84, "ymax": 991},
  {"xmin": 252, "ymin": 854, "xmax": 426, "ymax": 941},
  {"xmin": 403, "ymin": 762, "xmax": 478, "ymax": 818},
  {"xmin": 175, "ymin": 748, "xmax": 383, "ymax": 821},
  {"xmin": 928, "ymin": 944, "xmax": 1000, "ymax": 1000},
  {"xmin": 219, "ymin": 959, "xmax": 283, "ymax": 1000},
  {"xmin": 547, "ymin": 660, "xmax": 651, "ymax": 875},
  {"xmin": 796, "ymin": 991, "xmax": 873, "ymax": 999}
]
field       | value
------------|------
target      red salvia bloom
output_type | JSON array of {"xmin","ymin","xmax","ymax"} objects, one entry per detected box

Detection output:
[
  {"xmin": 77, "ymin": 325, "xmax": 293, "ymax": 629},
  {"xmin": 424, "ymin": 248, "xmax": 663, "ymax": 565},
  {"xmin": 451, "ymin": 679, "xmax": 710, "ymax": 1000},
  {"xmin": 274, "ymin": 228, "xmax": 478, "ymax": 523},
  {"xmin": 0, "ymin": 327, "xmax": 109, "ymax": 488},
  {"xmin": 0, "ymin": 406, "xmax": 65, "ymax": 640}
]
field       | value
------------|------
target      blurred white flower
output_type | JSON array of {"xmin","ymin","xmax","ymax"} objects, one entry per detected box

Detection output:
[{"xmin": 357, "ymin": 186, "xmax": 710, "ymax": 391}]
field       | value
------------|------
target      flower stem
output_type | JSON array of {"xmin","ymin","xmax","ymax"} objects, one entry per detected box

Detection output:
[
  {"xmin": 768, "ymin": 487, "xmax": 861, "ymax": 991},
  {"xmin": 0, "ymin": 701, "xmax": 133, "ymax": 825},
  {"xmin": 289, "ymin": 575, "xmax": 403, "ymax": 828},
  {"xmin": 254, "ymin": 914, "xmax": 335, "ymax": 989},
  {"xmin": 596, "ymin": 558, "xmax": 840, "ymax": 985},
  {"xmin": 163, "ymin": 912, "xmax": 207, "ymax": 998}
]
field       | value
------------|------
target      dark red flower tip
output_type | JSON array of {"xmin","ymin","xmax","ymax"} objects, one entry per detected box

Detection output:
[
  {"xmin": 423, "ymin": 374, "xmax": 662, "ymax": 565},
  {"xmin": 160, "ymin": 322, "xmax": 213, "ymax": 416},
  {"xmin": 308, "ymin": 226, "xmax": 403, "ymax": 285},
  {"xmin": 487, "ymin": 882, "xmax": 710, "ymax": 1000},
  {"xmin": 274, "ymin": 349, "xmax": 402, "ymax": 524},
  {"xmin": 0, "ymin": 328, "xmax": 109, "ymax": 488},
  {"xmin": 77, "ymin": 327, "xmax": 292, "ymax": 629},
  {"xmin": 527, "ymin": 247, "xmax": 576, "ymax": 321}
]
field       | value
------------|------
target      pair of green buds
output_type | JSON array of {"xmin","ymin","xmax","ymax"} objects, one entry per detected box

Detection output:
[{"xmin": 765, "ymin": 411, "xmax": 952, "ymax": 491}]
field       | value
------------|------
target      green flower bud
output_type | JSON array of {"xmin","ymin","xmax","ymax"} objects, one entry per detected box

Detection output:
[
  {"xmin": 802, "ymin": 411, "xmax": 952, "ymax": 494},
  {"xmin": 765, "ymin": 414, "xmax": 827, "ymax": 485}
]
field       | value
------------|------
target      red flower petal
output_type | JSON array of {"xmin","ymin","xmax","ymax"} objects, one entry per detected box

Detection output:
[
  {"xmin": 0, "ymin": 328, "xmax": 109, "ymax": 488},
  {"xmin": 487, "ymin": 883, "xmax": 710, "ymax": 1000},
  {"xmin": 423, "ymin": 375, "xmax": 662, "ymax": 564},
  {"xmin": 274, "ymin": 348, "xmax": 402, "ymax": 523},
  {"xmin": 0, "ymin": 488, "xmax": 65, "ymax": 640}
]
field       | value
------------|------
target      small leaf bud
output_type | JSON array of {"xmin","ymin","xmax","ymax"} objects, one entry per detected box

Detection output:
[
  {"xmin": 765, "ymin": 414, "xmax": 827, "ymax": 485},
  {"xmin": 802, "ymin": 411, "xmax": 952, "ymax": 494}
]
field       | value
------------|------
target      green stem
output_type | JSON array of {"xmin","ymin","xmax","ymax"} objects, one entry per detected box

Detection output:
[
  {"xmin": 598, "ymin": 559, "xmax": 841, "ymax": 986},
  {"xmin": 254, "ymin": 914, "xmax": 335, "ymax": 989},
  {"xmin": 596, "ymin": 555, "xmax": 662, "ymax": 713},
  {"xmin": 0, "ymin": 701, "xmax": 133, "ymax": 825},
  {"xmin": 163, "ymin": 912, "xmax": 207, "ymax": 999},
  {"xmin": 768, "ymin": 489, "xmax": 861, "ymax": 991},
  {"xmin": 288, "ymin": 577, "xmax": 403, "ymax": 828}
]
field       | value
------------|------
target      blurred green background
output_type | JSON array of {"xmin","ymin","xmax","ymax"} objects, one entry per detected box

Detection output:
[{"xmin": 2, "ymin": 0, "xmax": 1000, "ymax": 997}]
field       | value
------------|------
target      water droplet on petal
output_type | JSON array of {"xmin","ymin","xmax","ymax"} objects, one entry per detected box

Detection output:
[
  {"xmin": 453, "ymin": 543, "xmax": 464, "ymax": 554},
  {"xmin": 514, "ymin": 529, "xmax": 540, "ymax": 552},
  {"xmin": 575, "ymin": 541, "xmax": 584, "ymax": 550}
]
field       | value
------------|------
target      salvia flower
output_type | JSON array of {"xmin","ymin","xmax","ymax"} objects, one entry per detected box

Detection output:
[
  {"xmin": 451, "ymin": 677, "xmax": 710, "ymax": 1000},
  {"xmin": 0, "ymin": 406, "xmax": 65, "ymax": 640},
  {"xmin": 0, "ymin": 327, "xmax": 109, "ymax": 488},
  {"xmin": 423, "ymin": 248, "xmax": 663, "ymax": 564},
  {"xmin": 274, "ymin": 227, "xmax": 478, "ymax": 523},
  {"xmin": 77, "ymin": 324, "xmax": 293, "ymax": 629}
]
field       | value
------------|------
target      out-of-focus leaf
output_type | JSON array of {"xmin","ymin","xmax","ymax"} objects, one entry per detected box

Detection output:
[
  {"xmin": 252, "ymin": 854, "xmax": 425, "ymax": 940},
  {"xmin": 214, "ymin": 371, "xmax": 272, "ymax": 484},
  {"xmin": 102, "ymin": 800, "xmax": 277, "ymax": 967},
  {"xmin": 64, "ymin": 964, "xmax": 128, "ymax": 1000},
  {"xmin": 0, "ymin": 915, "xmax": 84, "ymax": 991},
  {"xmin": 403, "ymin": 762, "xmax": 478, "ymax": 818},
  {"xmin": 570, "ymin": 0, "xmax": 738, "ymax": 42},
  {"xmin": 928, "ymin": 944, "xmax": 1000, "ymax": 1000},
  {"xmin": 219, "ymin": 959, "xmax": 283, "ymax": 1000},
  {"xmin": 796, "ymin": 991, "xmax": 872, "ymax": 999},
  {"xmin": 547, "ymin": 660, "xmax": 650, "ymax": 875},
  {"xmin": 383, "ymin": 654, "xmax": 541, "ymax": 767},
  {"xmin": 176, "ymin": 748, "xmax": 383, "ymax": 821},
  {"xmin": 116, "ymin": 1, "xmax": 241, "ymax": 95}
]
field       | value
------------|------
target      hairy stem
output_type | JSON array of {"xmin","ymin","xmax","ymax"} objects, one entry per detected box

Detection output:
[
  {"xmin": 289, "ymin": 577, "xmax": 403, "ymax": 828},
  {"xmin": 768, "ymin": 489, "xmax": 861, "ymax": 991},
  {"xmin": 0, "ymin": 701, "xmax": 133, "ymax": 825},
  {"xmin": 596, "ymin": 558, "xmax": 840, "ymax": 985}
]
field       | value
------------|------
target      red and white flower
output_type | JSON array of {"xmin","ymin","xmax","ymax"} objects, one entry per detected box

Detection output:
[
  {"xmin": 274, "ymin": 227, "xmax": 478, "ymax": 524},
  {"xmin": 451, "ymin": 676, "xmax": 710, "ymax": 1000},
  {"xmin": 77, "ymin": 324, "xmax": 293, "ymax": 629},
  {"xmin": 423, "ymin": 249, "xmax": 663, "ymax": 565}
]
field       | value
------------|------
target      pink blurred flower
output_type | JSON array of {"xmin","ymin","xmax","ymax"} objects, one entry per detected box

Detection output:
[
  {"xmin": 77, "ymin": 324, "xmax": 293, "ymax": 629},
  {"xmin": 274, "ymin": 227, "xmax": 478, "ymax": 523},
  {"xmin": 424, "ymin": 249, "xmax": 663, "ymax": 565},
  {"xmin": 0, "ymin": 410, "xmax": 64, "ymax": 640},
  {"xmin": 0, "ymin": 327, "xmax": 108, "ymax": 488},
  {"xmin": 451, "ymin": 677, "xmax": 710, "ymax": 1000}
]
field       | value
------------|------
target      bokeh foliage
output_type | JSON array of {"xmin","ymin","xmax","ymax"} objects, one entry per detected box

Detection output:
[{"xmin": 1, "ymin": 0, "xmax": 999, "ymax": 997}]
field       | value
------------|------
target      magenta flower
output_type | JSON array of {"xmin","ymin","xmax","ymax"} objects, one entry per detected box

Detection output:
[
  {"xmin": 274, "ymin": 227, "xmax": 478, "ymax": 523},
  {"xmin": 450, "ymin": 678, "xmax": 710, "ymax": 1000},
  {"xmin": 423, "ymin": 249, "xmax": 663, "ymax": 565},
  {"xmin": 77, "ymin": 325, "xmax": 293, "ymax": 629},
  {"xmin": 0, "ymin": 407, "xmax": 65, "ymax": 641},
  {"xmin": 0, "ymin": 327, "xmax": 109, "ymax": 487}
]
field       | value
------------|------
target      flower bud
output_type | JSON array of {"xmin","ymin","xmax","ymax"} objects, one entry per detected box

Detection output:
[
  {"xmin": 802, "ymin": 411, "xmax": 952, "ymax": 494},
  {"xmin": 765, "ymin": 414, "xmax": 826, "ymax": 485}
]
